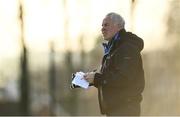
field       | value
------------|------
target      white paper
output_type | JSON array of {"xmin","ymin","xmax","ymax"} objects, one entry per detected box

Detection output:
[{"xmin": 72, "ymin": 71, "xmax": 89, "ymax": 89}]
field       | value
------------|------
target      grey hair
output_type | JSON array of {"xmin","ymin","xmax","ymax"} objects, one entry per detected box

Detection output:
[{"xmin": 106, "ymin": 12, "xmax": 125, "ymax": 29}]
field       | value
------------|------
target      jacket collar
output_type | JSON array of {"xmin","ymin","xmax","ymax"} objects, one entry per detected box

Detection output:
[{"xmin": 102, "ymin": 28, "xmax": 126, "ymax": 55}]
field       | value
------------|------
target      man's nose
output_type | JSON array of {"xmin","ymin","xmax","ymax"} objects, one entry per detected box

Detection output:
[{"xmin": 101, "ymin": 27, "xmax": 105, "ymax": 32}]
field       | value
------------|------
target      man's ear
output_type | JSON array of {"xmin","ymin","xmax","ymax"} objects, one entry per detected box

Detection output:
[{"xmin": 116, "ymin": 23, "xmax": 121, "ymax": 30}]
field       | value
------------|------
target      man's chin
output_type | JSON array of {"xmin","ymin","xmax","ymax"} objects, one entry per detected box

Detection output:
[{"xmin": 103, "ymin": 37, "xmax": 111, "ymax": 41}]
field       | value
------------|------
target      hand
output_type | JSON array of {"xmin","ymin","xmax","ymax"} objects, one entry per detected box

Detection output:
[
  {"xmin": 84, "ymin": 72, "xmax": 95, "ymax": 84},
  {"xmin": 70, "ymin": 73, "xmax": 80, "ymax": 89},
  {"xmin": 70, "ymin": 83, "xmax": 80, "ymax": 89}
]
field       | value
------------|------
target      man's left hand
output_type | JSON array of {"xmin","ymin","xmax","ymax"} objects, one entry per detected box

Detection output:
[{"xmin": 84, "ymin": 72, "xmax": 95, "ymax": 84}]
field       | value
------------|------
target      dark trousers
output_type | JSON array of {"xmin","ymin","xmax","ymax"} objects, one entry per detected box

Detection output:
[{"xmin": 105, "ymin": 102, "xmax": 140, "ymax": 116}]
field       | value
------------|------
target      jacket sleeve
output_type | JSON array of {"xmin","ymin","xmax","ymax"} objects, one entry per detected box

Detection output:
[{"xmin": 94, "ymin": 46, "xmax": 141, "ymax": 88}]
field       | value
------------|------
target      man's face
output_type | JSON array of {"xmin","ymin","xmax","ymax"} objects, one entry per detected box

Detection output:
[{"xmin": 101, "ymin": 16, "xmax": 120, "ymax": 41}]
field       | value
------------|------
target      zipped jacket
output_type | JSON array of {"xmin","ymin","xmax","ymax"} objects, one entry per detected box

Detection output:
[{"xmin": 94, "ymin": 29, "xmax": 145, "ymax": 114}]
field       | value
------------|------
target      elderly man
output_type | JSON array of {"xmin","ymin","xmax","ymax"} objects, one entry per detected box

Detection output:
[{"xmin": 84, "ymin": 12, "xmax": 145, "ymax": 116}]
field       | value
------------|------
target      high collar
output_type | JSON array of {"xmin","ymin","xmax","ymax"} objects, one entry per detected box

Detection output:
[
  {"xmin": 108, "ymin": 28, "xmax": 126, "ymax": 43},
  {"xmin": 102, "ymin": 29, "xmax": 126, "ymax": 55},
  {"xmin": 118, "ymin": 28, "xmax": 126, "ymax": 38}
]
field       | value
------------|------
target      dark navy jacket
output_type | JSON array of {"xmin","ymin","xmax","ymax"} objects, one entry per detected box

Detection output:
[{"xmin": 94, "ymin": 29, "xmax": 145, "ymax": 115}]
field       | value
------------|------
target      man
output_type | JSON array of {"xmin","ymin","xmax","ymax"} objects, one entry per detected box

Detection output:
[{"xmin": 84, "ymin": 12, "xmax": 145, "ymax": 116}]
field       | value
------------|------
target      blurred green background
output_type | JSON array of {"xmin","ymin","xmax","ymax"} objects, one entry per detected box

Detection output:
[{"xmin": 0, "ymin": 0, "xmax": 180, "ymax": 116}]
